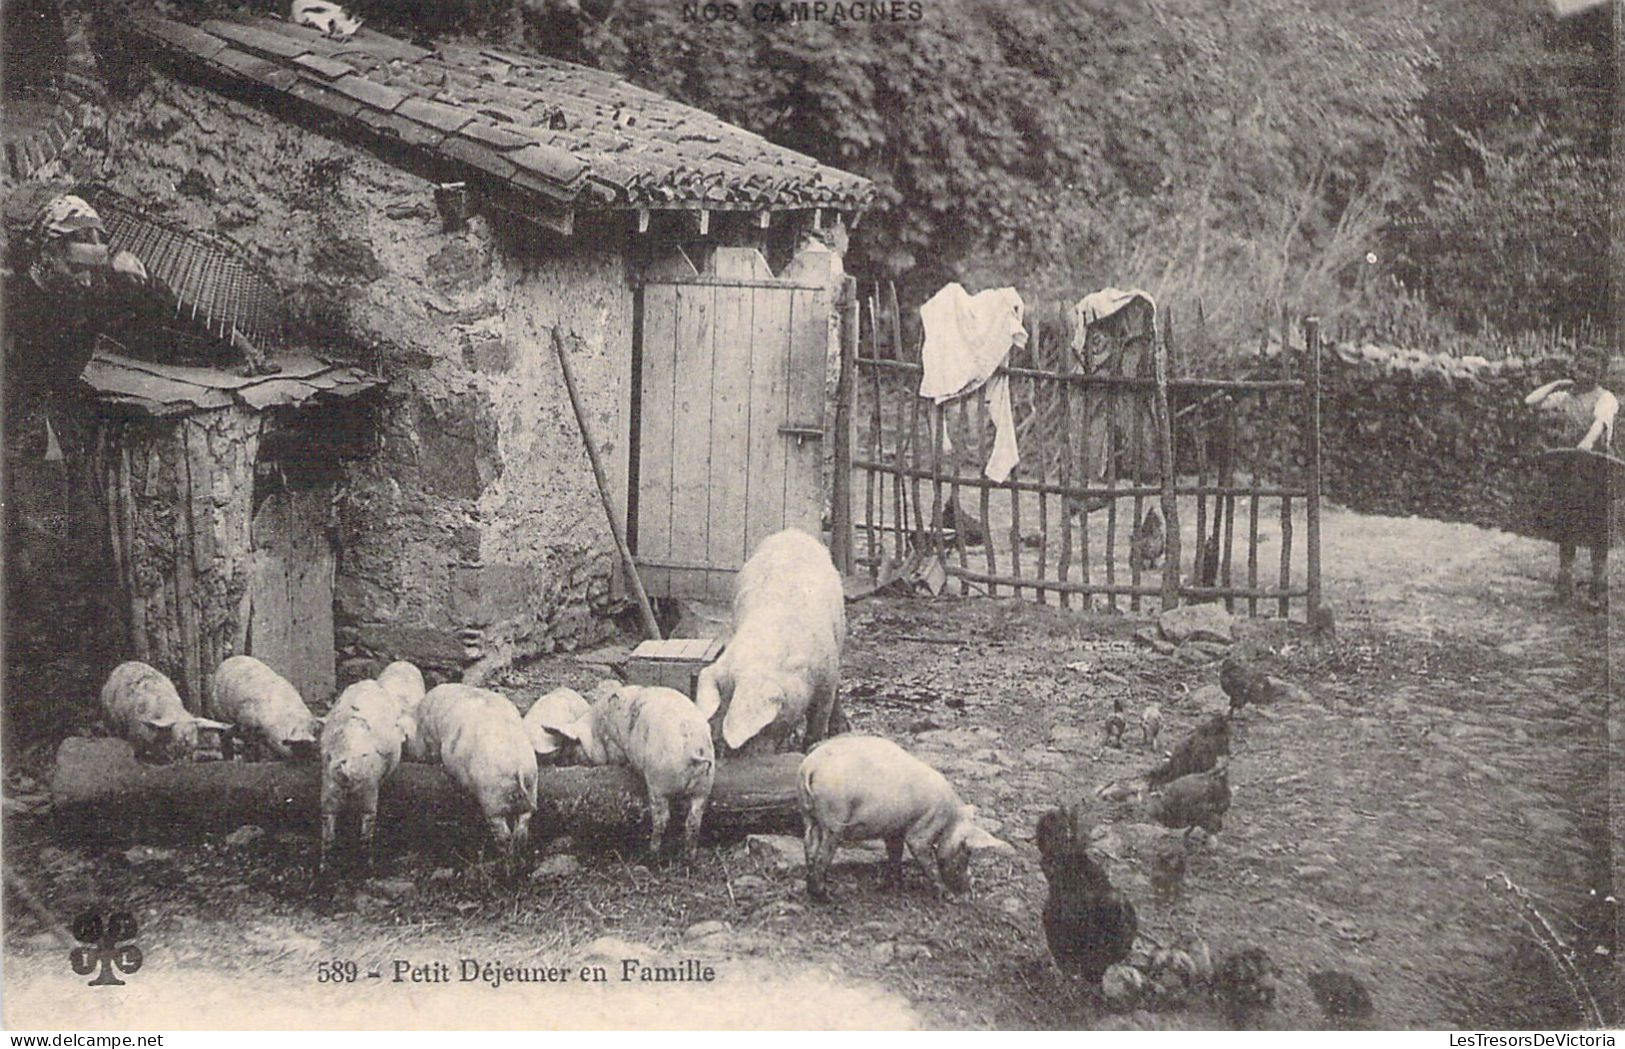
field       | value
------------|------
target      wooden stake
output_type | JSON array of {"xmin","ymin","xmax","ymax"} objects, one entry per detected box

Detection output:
[{"xmin": 552, "ymin": 326, "xmax": 661, "ymax": 641}]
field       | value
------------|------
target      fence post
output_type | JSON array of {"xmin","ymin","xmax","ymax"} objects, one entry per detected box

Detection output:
[
  {"xmin": 1156, "ymin": 315, "xmax": 1181, "ymax": 611},
  {"xmin": 1305, "ymin": 315, "xmax": 1323, "ymax": 621},
  {"xmin": 832, "ymin": 275, "xmax": 858, "ymax": 575}
]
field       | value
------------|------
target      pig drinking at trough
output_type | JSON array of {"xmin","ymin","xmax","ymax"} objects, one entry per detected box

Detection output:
[
  {"xmin": 319, "ymin": 679, "xmax": 409, "ymax": 873},
  {"xmin": 797, "ymin": 735, "xmax": 1013, "ymax": 901},
  {"xmin": 208, "ymin": 655, "xmax": 322, "ymax": 761},
  {"xmin": 522, "ymin": 687, "xmax": 592, "ymax": 766},
  {"xmin": 695, "ymin": 528, "xmax": 845, "ymax": 755},
  {"xmin": 546, "ymin": 684, "xmax": 714, "ymax": 857},
  {"xmin": 411, "ymin": 684, "xmax": 538, "ymax": 866},
  {"xmin": 99, "ymin": 661, "xmax": 229, "ymax": 764}
]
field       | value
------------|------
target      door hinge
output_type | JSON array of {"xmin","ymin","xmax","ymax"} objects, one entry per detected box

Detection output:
[{"xmin": 778, "ymin": 425, "xmax": 824, "ymax": 445}]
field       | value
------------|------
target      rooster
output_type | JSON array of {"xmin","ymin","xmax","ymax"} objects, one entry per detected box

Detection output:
[
  {"xmin": 1036, "ymin": 805, "xmax": 1138, "ymax": 985},
  {"xmin": 1146, "ymin": 714, "xmax": 1230, "ymax": 788}
]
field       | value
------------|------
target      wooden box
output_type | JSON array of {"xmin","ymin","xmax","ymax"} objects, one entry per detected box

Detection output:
[{"xmin": 624, "ymin": 638, "xmax": 724, "ymax": 698}]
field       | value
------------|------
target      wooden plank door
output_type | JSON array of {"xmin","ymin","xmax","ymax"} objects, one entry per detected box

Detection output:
[
  {"xmin": 247, "ymin": 486, "xmax": 336, "ymax": 706},
  {"xmin": 633, "ymin": 248, "xmax": 834, "ymax": 600}
]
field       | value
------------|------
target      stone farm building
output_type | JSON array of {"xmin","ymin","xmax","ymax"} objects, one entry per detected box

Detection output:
[{"xmin": 2, "ymin": 5, "xmax": 873, "ymax": 712}]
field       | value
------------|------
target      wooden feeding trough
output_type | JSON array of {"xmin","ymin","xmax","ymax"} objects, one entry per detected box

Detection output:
[
  {"xmin": 81, "ymin": 340, "xmax": 383, "ymax": 711},
  {"xmin": 623, "ymin": 637, "xmax": 725, "ymax": 697}
]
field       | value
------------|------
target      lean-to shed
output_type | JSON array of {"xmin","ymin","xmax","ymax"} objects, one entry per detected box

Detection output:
[{"xmin": 50, "ymin": 6, "xmax": 874, "ymax": 695}]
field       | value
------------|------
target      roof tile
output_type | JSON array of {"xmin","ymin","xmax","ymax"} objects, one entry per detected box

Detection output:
[
  {"xmin": 292, "ymin": 53, "xmax": 357, "ymax": 80},
  {"xmin": 437, "ymin": 136, "xmax": 519, "ymax": 181},
  {"xmin": 460, "ymin": 121, "xmax": 533, "ymax": 150},
  {"xmin": 353, "ymin": 107, "xmax": 447, "ymax": 149},
  {"xmin": 134, "ymin": 16, "xmax": 229, "ymax": 61},
  {"xmin": 342, "ymin": 30, "xmax": 432, "ymax": 65},
  {"xmin": 286, "ymin": 78, "xmax": 364, "ymax": 119},
  {"xmin": 396, "ymin": 96, "xmax": 473, "ymax": 135},
  {"xmin": 328, "ymin": 74, "xmax": 410, "ymax": 112},
  {"xmin": 203, "ymin": 20, "xmax": 312, "ymax": 60},
  {"xmin": 509, "ymin": 142, "xmax": 588, "ymax": 186},
  {"xmin": 211, "ymin": 47, "xmax": 300, "ymax": 91}
]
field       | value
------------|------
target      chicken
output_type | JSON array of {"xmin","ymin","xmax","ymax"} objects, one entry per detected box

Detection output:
[
  {"xmin": 1129, "ymin": 507, "xmax": 1165, "ymax": 572},
  {"xmin": 1220, "ymin": 648, "xmax": 1273, "ymax": 714},
  {"xmin": 1149, "ymin": 836, "xmax": 1187, "ymax": 901},
  {"xmin": 1145, "ymin": 714, "xmax": 1230, "ymax": 788},
  {"xmin": 1036, "ymin": 805, "xmax": 1138, "ymax": 985},
  {"xmin": 1212, "ymin": 946, "xmax": 1280, "ymax": 1028},
  {"xmin": 1307, "ymin": 969, "xmax": 1374, "ymax": 1027},
  {"xmin": 1140, "ymin": 702, "xmax": 1162, "ymax": 750},
  {"xmin": 1103, "ymin": 696, "xmax": 1127, "ymax": 749},
  {"xmin": 1146, "ymin": 758, "xmax": 1231, "ymax": 841}
]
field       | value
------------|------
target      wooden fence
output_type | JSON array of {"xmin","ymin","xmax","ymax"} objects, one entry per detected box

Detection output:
[{"xmin": 835, "ymin": 283, "xmax": 1324, "ymax": 619}]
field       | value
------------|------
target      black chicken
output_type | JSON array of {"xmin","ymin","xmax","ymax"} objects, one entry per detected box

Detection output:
[
  {"xmin": 1129, "ymin": 507, "xmax": 1165, "ymax": 572},
  {"xmin": 1212, "ymin": 946, "xmax": 1280, "ymax": 1028},
  {"xmin": 1307, "ymin": 969, "xmax": 1374, "ymax": 1027},
  {"xmin": 1036, "ymin": 806, "xmax": 1138, "ymax": 985},
  {"xmin": 1220, "ymin": 648, "xmax": 1273, "ymax": 714},
  {"xmin": 1147, "ymin": 758, "xmax": 1231, "ymax": 841},
  {"xmin": 1146, "ymin": 714, "xmax": 1230, "ymax": 788},
  {"xmin": 1103, "ymin": 696, "xmax": 1127, "ymax": 749}
]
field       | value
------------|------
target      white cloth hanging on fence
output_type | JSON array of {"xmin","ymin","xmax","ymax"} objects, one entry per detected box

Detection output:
[{"xmin": 918, "ymin": 283, "xmax": 1027, "ymax": 483}]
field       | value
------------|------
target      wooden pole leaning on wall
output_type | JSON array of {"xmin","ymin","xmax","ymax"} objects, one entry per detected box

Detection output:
[
  {"xmin": 831, "ymin": 275, "xmax": 858, "ymax": 575},
  {"xmin": 551, "ymin": 326, "xmax": 662, "ymax": 641},
  {"xmin": 1304, "ymin": 315, "xmax": 1324, "ymax": 621},
  {"xmin": 1155, "ymin": 314, "xmax": 1181, "ymax": 611}
]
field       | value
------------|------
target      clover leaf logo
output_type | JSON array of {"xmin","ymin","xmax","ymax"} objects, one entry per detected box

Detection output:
[{"xmin": 69, "ymin": 910, "xmax": 143, "ymax": 986}]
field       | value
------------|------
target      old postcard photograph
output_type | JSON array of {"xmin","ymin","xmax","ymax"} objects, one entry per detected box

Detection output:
[{"xmin": 0, "ymin": 0, "xmax": 1618, "ymax": 1033}]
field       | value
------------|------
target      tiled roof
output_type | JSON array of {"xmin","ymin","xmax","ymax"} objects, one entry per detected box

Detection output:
[{"xmin": 122, "ymin": 11, "xmax": 875, "ymax": 214}]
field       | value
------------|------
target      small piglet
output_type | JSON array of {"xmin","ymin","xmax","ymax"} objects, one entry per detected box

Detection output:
[
  {"xmin": 549, "ymin": 684, "xmax": 714, "ymax": 857},
  {"xmin": 100, "ymin": 661, "xmax": 229, "ymax": 763},
  {"xmin": 411, "ymin": 684, "xmax": 538, "ymax": 864},
  {"xmin": 208, "ymin": 655, "xmax": 322, "ymax": 760},
  {"xmin": 319, "ymin": 679, "xmax": 408, "ymax": 872},
  {"xmin": 522, "ymin": 687, "xmax": 592, "ymax": 766},
  {"xmin": 695, "ymin": 528, "xmax": 845, "ymax": 754},
  {"xmin": 797, "ymin": 734, "xmax": 1013, "ymax": 901}
]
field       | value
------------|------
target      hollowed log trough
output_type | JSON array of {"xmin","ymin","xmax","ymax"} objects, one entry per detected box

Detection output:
[{"xmin": 49, "ymin": 738, "xmax": 803, "ymax": 846}]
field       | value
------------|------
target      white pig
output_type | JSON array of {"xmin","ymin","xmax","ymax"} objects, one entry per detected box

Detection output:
[
  {"xmin": 411, "ymin": 684, "xmax": 538, "ymax": 863},
  {"xmin": 99, "ymin": 661, "xmax": 230, "ymax": 763},
  {"xmin": 208, "ymin": 655, "xmax": 322, "ymax": 761},
  {"xmin": 319, "ymin": 680, "xmax": 407, "ymax": 873},
  {"xmin": 376, "ymin": 660, "xmax": 426, "ymax": 749},
  {"xmin": 550, "ymin": 684, "xmax": 714, "ymax": 857},
  {"xmin": 522, "ymin": 687, "xmax": 592, "ymax": 765},
  {"xmin": 694, "ymin": 528, "xmax": 845, "ymax": 754},
  {"xmin": 797, "ymin": 735, "xmax": 1013, "ymax": 902}
]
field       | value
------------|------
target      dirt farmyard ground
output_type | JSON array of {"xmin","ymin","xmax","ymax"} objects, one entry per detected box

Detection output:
[{"xmin": 2, "ymin": 505, "xmax": 1615, "ymax": 1030}]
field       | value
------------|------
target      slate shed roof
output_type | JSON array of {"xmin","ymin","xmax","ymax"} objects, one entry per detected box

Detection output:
[
  {"xmin": 122, "ymin": 11, "xmax": 875, "ymax": 214},
  {"xmin": 82, "ymin": 341, "xmax": 383, "ymax": 417}
]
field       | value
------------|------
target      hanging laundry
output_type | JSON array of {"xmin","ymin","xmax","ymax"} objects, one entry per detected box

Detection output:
[
  {"xmin": 918, "ymin": 283, "xmax": 1027, "ymax": 483},
  {"xmin": 1069, "ymin": 287, "xmax": 1161, "ymax": 489}
]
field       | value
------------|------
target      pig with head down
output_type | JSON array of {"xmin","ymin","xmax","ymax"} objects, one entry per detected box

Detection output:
[
  {"xmin": 411, "ymin": 683, "xmax": 538, "ymax": 866},
  {"xmin": 544, "ymin": 683, "xmax": 714, "ymax": 858},
  {"xmin": 522, "ymin": 686, "xmax": 593, "ymax": 766},
  {"xmin": 798, "ymin": 735, "xmax": 1014, "ymax": 902},
  {"xmin": 319, "ymin": 679, "xmax": 410, "ymax": 873},
  {"xmin": 208, "ymin": 655, "xmax": 323, "ymax": 760},
  {"xmin": 695, "ymin": 528, "xmax": 845, "ymax": 755},
  {"xmin": 100, "ymin": 661, "xmax": 230, "ymax": 764}
]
